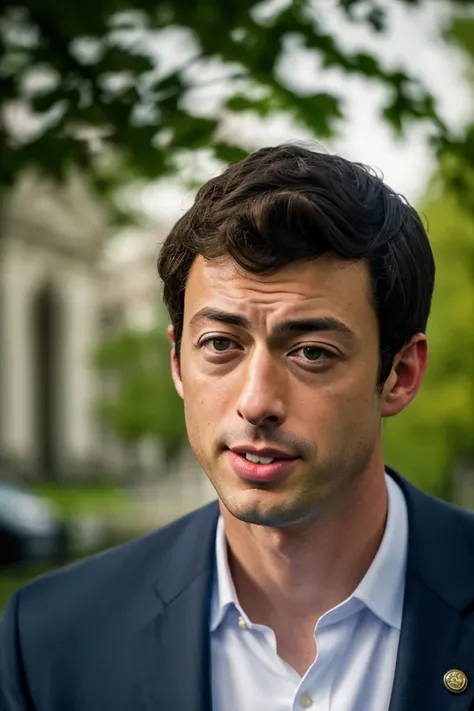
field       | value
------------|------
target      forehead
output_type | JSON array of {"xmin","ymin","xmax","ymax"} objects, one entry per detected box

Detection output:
[{"xmin": 184, "ymin": 255, "xmax": 374, "ymax": 329}]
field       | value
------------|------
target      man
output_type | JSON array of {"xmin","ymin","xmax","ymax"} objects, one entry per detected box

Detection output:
[{"xmin": 1, "ymin": 144, "xmax": 473, "ymax": 711}]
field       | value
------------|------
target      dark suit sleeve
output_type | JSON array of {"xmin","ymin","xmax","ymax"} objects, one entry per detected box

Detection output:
[{"xmin": 0, "ymin": 592, "xmax": 32, "ymax": 711}]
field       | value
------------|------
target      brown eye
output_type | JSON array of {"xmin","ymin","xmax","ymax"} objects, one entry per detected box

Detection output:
[
  {"xmin": 205, "ymin": 338, "xmax": 233, "ymax": 352},
  {"xmin": 301, "ymin": 346, "xmax": 324, "ymax": 362},
  {"xmin": 290, "ymin": 345, "xmax": 333, "ymax": 366}
]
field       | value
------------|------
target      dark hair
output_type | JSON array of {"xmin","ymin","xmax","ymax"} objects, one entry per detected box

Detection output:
[{"xmin": 157, "ymin": 144, "xmax": 435, "ymax": 383}]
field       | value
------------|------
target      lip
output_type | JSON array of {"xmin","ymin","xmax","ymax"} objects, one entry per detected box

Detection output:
[
  {"xmin": 227, "ymin": 450, "xmax": 299, "ymax": 483},
  {"xmin": 229, "ymin": 445, "xmax": 296, "ymax": 460}
]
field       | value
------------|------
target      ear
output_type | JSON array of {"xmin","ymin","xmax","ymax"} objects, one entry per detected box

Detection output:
[
  {"xmin": 381, "ymin": 334, "xmax": 428, "ymax": 418},
  {"xmin": 168, "ymin": 325, "xmax": 184, "ymax": 400}
]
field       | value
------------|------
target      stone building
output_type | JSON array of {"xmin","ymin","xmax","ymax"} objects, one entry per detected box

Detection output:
[{"xmin": 0, "ymin": 171, "xmax": 107, "ymax": 480}]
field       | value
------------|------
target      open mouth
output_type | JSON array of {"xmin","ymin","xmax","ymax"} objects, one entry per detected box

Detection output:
[
  {"xmin": 227, "ymin": 449, "xmax": 299, "ymax": 482},
  {"xmin": 242, "ymin": 453, "xmax": 278, "ymax": 465}
]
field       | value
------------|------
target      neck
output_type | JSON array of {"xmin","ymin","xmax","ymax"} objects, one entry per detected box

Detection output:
[{"xmin": 221, "ymin": 465, "xmax": 388, "ymax": 631}]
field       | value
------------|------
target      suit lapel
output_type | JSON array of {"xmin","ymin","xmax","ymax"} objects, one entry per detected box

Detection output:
[
  {"xmin": 389, "ymin": 575, "xmax": 474, "ymax": 711},
  {"xmin": 135, "ymin": 503, "xmax": 219, "ymax": 711},
  {"xmin": 389, "ymin": 472, "xmax": 474, "ymax": 711}
]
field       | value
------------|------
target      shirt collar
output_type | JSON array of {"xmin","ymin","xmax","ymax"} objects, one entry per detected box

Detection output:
[
  {"xmin": 351, "ymin": 474, "xmax": 408, "ymax": 629},
  {"xmin": 210, "ymin": 514, "xmax": 240, "ymax": 632},
  {"xmin": 210, "ymin": 473, "xmax": 408, "ymax": 633}
]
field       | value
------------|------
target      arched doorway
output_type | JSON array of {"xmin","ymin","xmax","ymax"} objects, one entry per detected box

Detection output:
[{"xmin": 31, "ymin": 282, "xmax": 62, "ymax": 479}]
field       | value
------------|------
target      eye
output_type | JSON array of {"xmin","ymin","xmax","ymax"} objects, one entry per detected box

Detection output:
[
  {"xmin": 202, "ymin": 337, "xmax": 236, "ymax": 353},
  {"xmin": 300, "ymin": 346, "xmax": 325, "ymax": 361},
  {"xmin": 290, "ymin": 345, "xmax": 333, "ymax": 365}
]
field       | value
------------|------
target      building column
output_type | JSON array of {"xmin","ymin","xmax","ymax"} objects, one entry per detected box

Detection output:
[
  {"xmin": 59, "ymin": 267, "xmax": 101, "ymax": 476},
  {"xmin": 0, "ymin": 244, "xmax": 36, "ymax": 471}
]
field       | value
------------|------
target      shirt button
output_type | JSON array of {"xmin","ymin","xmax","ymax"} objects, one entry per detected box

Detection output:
[
  {"xmin": 300, "ymin": 695, "xmax": 313, "ymax": 708},
  {"xmin": 237, "ymin": 615, "xmax": 248, "ymax": 631}
]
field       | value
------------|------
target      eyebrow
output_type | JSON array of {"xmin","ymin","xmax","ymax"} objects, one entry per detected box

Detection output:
[{"xmin": 189, "ymin": 307, "xmax": 355, "ymax": 339}]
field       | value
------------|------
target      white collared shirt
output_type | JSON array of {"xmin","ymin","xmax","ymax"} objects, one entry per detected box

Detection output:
[{"xmin": 210, "ymin": 474, "xmax": 408, "ymax": 711}]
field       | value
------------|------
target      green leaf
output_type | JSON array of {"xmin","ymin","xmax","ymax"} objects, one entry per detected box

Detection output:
[{"xmin": 213, "ymin": 142, "xmax": 249, "ymax": 164}]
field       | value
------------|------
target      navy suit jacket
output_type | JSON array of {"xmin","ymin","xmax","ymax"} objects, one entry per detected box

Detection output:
[{"xmin": 1, "ymin": 469, "xmax": 474, "ymax": 711}]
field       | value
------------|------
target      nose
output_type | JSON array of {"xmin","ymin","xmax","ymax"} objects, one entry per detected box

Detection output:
[{"xmin": 236, "ymin": 348, "xmax": 287, "ymax": 428}]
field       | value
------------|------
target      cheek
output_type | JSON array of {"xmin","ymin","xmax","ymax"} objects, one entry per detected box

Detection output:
[
  {"xmin": 182, "ymin": 394, "xmax": 209, "ymax": 469},
  {"xmin": 182, "ymin": 348, "xmax": 235, "ymax": 412},
  {"xmin": 180, "ymin": 362, "xmax": 225, "ymax": 457},
  {"xmin": 300, "ymin": 370, "xmax": 380, "ymax": 436}
]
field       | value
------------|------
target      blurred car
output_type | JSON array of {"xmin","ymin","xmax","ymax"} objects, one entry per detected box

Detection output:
[{"xmin": 0, "ymin": 482, "xmax": 69, "ymax": 567}]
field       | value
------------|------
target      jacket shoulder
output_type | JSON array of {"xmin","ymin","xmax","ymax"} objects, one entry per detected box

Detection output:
[
  {"xmin": 8, "ymin": 500, "xmax": 219, "ymax": 618},
  {"xmin": 445, "ymin": 499, "xmax": 474, "ymax": 543}
]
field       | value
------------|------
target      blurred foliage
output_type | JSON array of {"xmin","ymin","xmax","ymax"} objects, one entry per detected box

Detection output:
[
  {"xmin": 383, "ymin": 10, "xmax": 474, "ymax": 499},
  {"xmin": 384, "ymin": 169, "xmax": 474, "ymax": 498},
  {"xmin": 1, "ymin": 0, "xmax": 470, "ymax": 220},
  {"xmin": 93, "ymin": 325, "xmax": 186, "ymax": 465},
  {"xmin": 438, "ymin": 13, "xmax": 474, "ymax": 215}
]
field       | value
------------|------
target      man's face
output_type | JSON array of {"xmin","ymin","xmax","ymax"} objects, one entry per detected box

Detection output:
[{"xmin": 170, "ymin": 254, "xmax": 403, "ymax": 527}]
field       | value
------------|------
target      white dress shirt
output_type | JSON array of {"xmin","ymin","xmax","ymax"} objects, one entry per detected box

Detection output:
[{"xmin": 210, "ymin": 474, "xmax": 408, "ymax": 711}]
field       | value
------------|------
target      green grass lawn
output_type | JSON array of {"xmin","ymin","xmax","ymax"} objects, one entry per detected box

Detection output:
[{"xmin": 28, "ymin": 484, "xmax": 131, "ymax": 520}]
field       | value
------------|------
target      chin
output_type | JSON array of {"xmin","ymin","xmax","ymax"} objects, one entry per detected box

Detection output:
[{"xmin": 220, "ymin": 488, "xmax": 318, "ymax": 529}]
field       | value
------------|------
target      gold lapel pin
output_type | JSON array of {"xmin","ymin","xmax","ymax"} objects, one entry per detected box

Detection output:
[{"xmin": 444, "ymin": 669, "xmax": 468, "ymax": 694}]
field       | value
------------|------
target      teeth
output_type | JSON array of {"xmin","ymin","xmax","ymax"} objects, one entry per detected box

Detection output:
[{"xmin": 245, "ymin": 453, "xmax": 275, "ymax": 464}]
